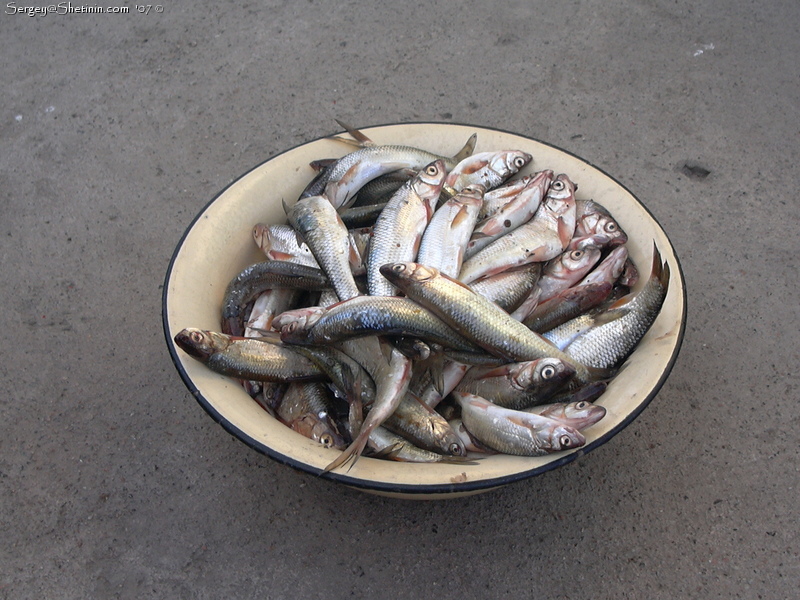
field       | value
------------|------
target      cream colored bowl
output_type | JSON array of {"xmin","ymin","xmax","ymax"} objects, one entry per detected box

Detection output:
[{"xmin": 162, "ymin": 123, "xmax": 686, "ymax": 499}]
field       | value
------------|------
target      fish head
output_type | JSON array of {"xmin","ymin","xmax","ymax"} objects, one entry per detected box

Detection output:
[
  {"xmin": 252, "ymin": 223, "xmax": 270, "ymax": 252},
  {"xmin": 561, "ymin": 246, "xmax": 602, "ymax": 273},
  {"xmin": 431, "ymin": 421, "xmax": 468, "ymax": 457},
  {"xmin": 577, "ymin": 211, "xmax": 628, "ymax": 246},
  {"xmin": 412, "ymin": 159, "xmax": 447, "ymax": 198},
  {"xmin": 548, "ymin": 425, "xmax": 586, "ymax": 452},
  {"xmin": 544, "ymin": 174, "xmax": 576, "ymax": 212},
  {"xmin": 380, "ymin": 261, "xmax": 439, "ymax": 285},
  {"xmin": 494, "ymin": 150, "xmax": 532, "ymax": 178},
  {"xmin": 291, "ymin": 412, "xmax": 347, "ymax": 450},
  {"xmin": 534, "ymin": 357, "xmax": 576, "ymax": 386},
  {"xmin": 563, "ymin": 401, "xmax": 607, "ymax": 427},
  {"xmin": 174, "ymin": 328, "xmax": 229, "ymax": 361}
]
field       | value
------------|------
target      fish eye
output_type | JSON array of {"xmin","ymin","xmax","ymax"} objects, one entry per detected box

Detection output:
[
  {"xmin": 426, "ymin": 165, "xmax": 439, "ymax": 176},
  {"xmin": 576, "ymin": 401, "xmax": 588, "ymax": 409},
  {"xmin": 541, "ymin": 365, "xmax": 556, "ymax": 379},
  {"xmin": 605, "ymin": 222, "xmax": 618, "ymax": 232},
  {"xmin": 392, "ymin": 263, "xmax": 406, "ymax": 273},
  {"xmin": 449, "ymin": 442, "xmax": 463, "ymax": 455},
  {"xmin": 513, "ymin": 156, "xmax": 527, "ymax": 168},
  {"xmin": 287, "ymin": 322, "xmax": 298, "ymax": 333},
  {"xmin": 569, "ymin": 250, "xmax": 583, "ymax": 260},
  {"xmin": 559, "ymin": 435, "xmax": 573, "ymax": 447},
  {"xmin": 320, "ymin": 434, "xmax": 334, "ymax": 448},
  {"xmin": 551, "ymin": 180, "xmax": 565, "ymax": 191},
  {"xmin": 190, "ymin": 331, "xmax": 204, "ymax": 343}
]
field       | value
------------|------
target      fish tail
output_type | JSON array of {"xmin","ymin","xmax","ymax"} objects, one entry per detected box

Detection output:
[
  {"xmin": 330, "ymin": 119, "xmax": 375, "ymax": 147},
  {"xmin": 453, "ymin": 133, "xmax": 478, "ymax": 162},
  {"xmin": 323, "ymin": 433, "xmax": 370, "ymax": 473}
]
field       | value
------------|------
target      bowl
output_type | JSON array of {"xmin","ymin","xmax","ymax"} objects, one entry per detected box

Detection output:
[{"xmin": 162, "ymin": 122, "xmax": 686, "ymax": 499}]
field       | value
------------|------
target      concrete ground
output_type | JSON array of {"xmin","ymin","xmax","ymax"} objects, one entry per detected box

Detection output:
[{"xmin": 2, "ymin": 1, "xmax": 798, "ymax": 598}]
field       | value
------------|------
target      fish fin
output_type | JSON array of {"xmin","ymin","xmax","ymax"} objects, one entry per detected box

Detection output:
[
  {"xmin": 323, "ymin": 434, "xmax": 369, "ymax": 472},
  {"xmin": 333, "ymin": 119, "xmax": 375, "ymax": 146},
  {"xmin": 506, "ymin": 414, "xmax": 535, "ymax": 428},
  {"xmin": 268, "ymin": 250, "xmax": 299, "ymax": 262},
  {"xmin": 309, "ymin": 158, "xmax": 337, "ymax": 172},
  {"xmin": 557, "ymin": 216, "xmax": 574, "ymax": 249},
  {"xmin": 469, "ymin": 230, "xmax": 492, "ymax": 240},
  {"xmin": 450, "ymin": 206, "xmax": 474, "ymax": 228},
  {"xmin": 281, "ymin": 198, "xmax": 291, "ymax": 216},
  {"xmin": 453, "ymin": 133, "xmax": 478, "ymax": 162}
]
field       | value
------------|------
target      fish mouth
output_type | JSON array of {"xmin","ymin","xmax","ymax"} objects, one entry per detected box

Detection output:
[{"xmin": 174, "ymin": 329, "xmax": 211, "ymax": 360}]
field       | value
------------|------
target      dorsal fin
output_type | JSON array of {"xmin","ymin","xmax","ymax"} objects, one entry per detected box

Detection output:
[{"xmin": 453, "ymin": 133, "xmax": 478, "ymax": 162}]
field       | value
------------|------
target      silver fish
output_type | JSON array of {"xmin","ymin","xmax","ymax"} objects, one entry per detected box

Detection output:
[
  {"xmin": 366, "ymin": 160, "xmax": 446, "ymax": 296},
  {"xmin": 286, "ymin": 195, "xmax": 362, "ymax": 301},
  {"xmin": 453, "ymin": 392, "xmax": 585, "ymax": 456}
]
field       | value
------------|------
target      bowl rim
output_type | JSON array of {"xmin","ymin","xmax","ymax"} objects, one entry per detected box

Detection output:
[{"xmin": 162, "ymin": 121, "xmax": 687, "ymax": 496}]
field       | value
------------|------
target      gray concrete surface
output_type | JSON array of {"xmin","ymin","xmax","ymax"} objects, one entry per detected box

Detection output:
[{"xmin": 1, "ymin": 1, "xmax": 798, "ymax": 598}]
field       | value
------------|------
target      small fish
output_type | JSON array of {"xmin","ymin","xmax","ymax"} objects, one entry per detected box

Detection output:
[
  {"xmin": 468, "ymin": 264, "xmax": 542, "ymax": 312},
  {"xmin": 453, "ymin": 392, "xmax": 585, "ymax": 456},
  {"xmin": 276, "ymin": 383, "xmax": 347, "ymax": 450},
  {"xmin": 324, "ymin": 342, "xmax": 412, "ymax": 472},
  {"xmin": 454, "ymin": 357, "xmax": 575, "ymax": 410},
  {"xmin": 444, "ymin": 150, "xmax": 532, "ymax": 193},
  {"xmin": 174, "ymin": 328, "xmax": 325, "ymax": 382},
  {"xmin": 465, "ymin": 170, "xmax": 553, "ymax": 258},
  {"xmin": 252, "ymin": 223, "xmax": 319, "ymax": 268},
  {"xmin": 560, "ymin": 244, "xmax": 670, "ymax": 369},
  {"xmin": 416, "ymin": 184, "xmax": 484, "ymax": 278},
  {"xmin": 526, "ymin": 400, "xmax": 607, "ymax": 431},
  {"xmin": 220, "ymin": 261, "xmax": 330, "ymax": 336},
  {"xmin": 286, "ymin": 195, "xmax": 362, "ymax": 301},
  {"xmin": 380, "ymin": 262, "xmax": 607, "ymax": 384},
  {"xmin": 316, "ymin": 121, "xmax": 475, "ymax": 209},
  {"xmin": 366, "ymin": 160, "xmax": 446, "ymax": 296},
  {"xmin": 382, "ymin": 393, "xmax": 466, "ymax": 456},
  {"xmin": 457, "ymin": 174, "xmax": 577, "ymax": 284}
]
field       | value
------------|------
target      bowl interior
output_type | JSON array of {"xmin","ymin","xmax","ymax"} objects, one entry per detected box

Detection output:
[{"xmin": 163, "ymin": 123, "xmax": 686, "ymax": 497}]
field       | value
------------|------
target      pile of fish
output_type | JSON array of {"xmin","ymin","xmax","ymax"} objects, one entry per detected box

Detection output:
[{"xmin": 174, "ymin": 122, "xmax": 670, "ymax": 472}]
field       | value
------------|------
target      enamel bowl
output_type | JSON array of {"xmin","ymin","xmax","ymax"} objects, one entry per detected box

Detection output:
[{"xmin": 162, "ymin": 123, "xmax": 686, "ymax": 499}]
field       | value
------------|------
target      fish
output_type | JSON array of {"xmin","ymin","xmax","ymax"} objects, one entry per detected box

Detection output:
[
  {"xmin": 478, "ymin": 175, "xmax": 535, "ymax": 220},
  {"xmin": 468, "ymin": 264, "xmax": 542, "ymax": 312},
  {"xmin": 286, "ymin": 195, "xmax": 362, "ymax": 301},
  {"xmin": 253, "ymin": 223, "xmax": 320, "ymax": 268},
  {"xmin": 174, "ymin": 328, "xmax": 326, "ymax": 382},
  {"xmin": 523, "ymin": 281, "xmax": 614, "ymax": 333},
  {"xmin": 324, "ymin": 343, "xmax": 412, "ymax": 472},
  {"xmin": 526, "ymin": 400, "xmax": 607, "ymax": 431},
  {"xmin": 416, "ymin": 184, "xmax": 484, "ymax": 278},
  {"xmin": 574, "ymin": 199, "xmax": 628, "ymax": 247},
  {"xmin": 315, "ymin": 121, "xmax": 475, "ymax": 209},
  {"xmin": 277, "ymin": 295, "xmax": 479, "ymax": 353},
  {"xmin": 454, "ymin": 357, "xmax": 575, "ymax": 410},
  {"xmin": 382, "ymin": 393, "xmax": 466, "ymax": 456},
  {"xmin": 452, "ymin": 392, "xmax": 585, "ymax": 456},
  {"xmin": 457, "ymin": 173, "xmax": 577, "ymax": 284},
  {"xmin": 464, "ymin": 170, "xmax": 553, "ymax": 258},
  {"xmin": 276, "ymin": 383, "xmax": 348, "ymax": 450},
  {"xmin": 220, "ymin": 260, "xmax": 330, "ymax": 336},
  {"xmin": 366, "ymin": 160, "xmax": 446, "ymax": 296},
  {"xmin": 444, "ymin": 150, "xmax": 532, "ymax": 193},
  {"xmin": 366, "ymin": 426, "xmax": 474, "ymax": 463},
  {"xmin": 379, "ymin": 261, "xmax": 608, "ymax": 384},
  {"xmin": 559, "ymin": 244, "xmax": 670, "ymax": 369}
]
